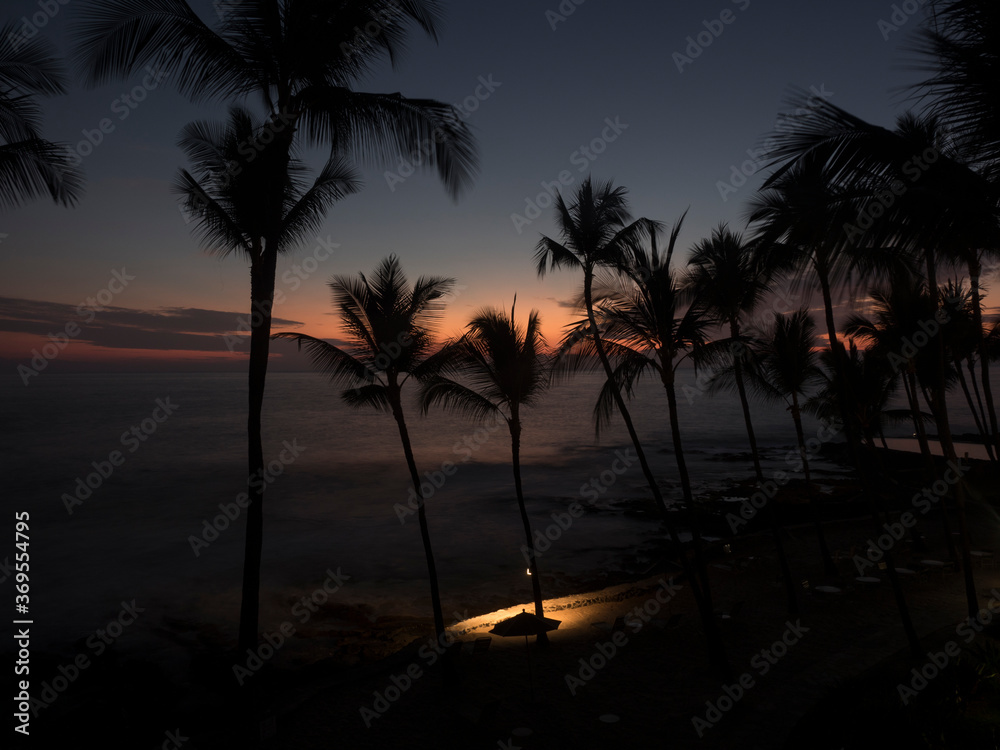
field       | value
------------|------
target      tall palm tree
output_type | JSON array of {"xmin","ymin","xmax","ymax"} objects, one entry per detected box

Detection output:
[
  {"xmin": 419, "ymin": 302, "xmax": 551, "ymax": 634},
  {"xmin": 73, "ymin": 0, "xmax": 478, "ymax": 652},
  {"xmin": 174, "ymin": 106, "xmax": 359, "ymax": 651},
  {"xmin": 533, "ymin": 178, "xmax": 666, "ymax": 521},
  {"xmin": 751, "ymin": 156, "xmax": 922, "ymax": 658},
  {"xmin": 940, "ymin": 280, "xmax": 998, "ymax": 459},
  {"xmin": 845, "ymin": 283, "xmax": 961, "ymax": 564},
  {"xmin": 0, "ymin": 23, "xmax": 83, "ymax": 208},
  {"xmin": 908, "ymin": 0, "xmax": 1000, "ymax": 178},
  {"xmin": 686, "ymin": 224, "xmax": 799, "ymax": 615},
  {"xmin": 712, "ymin": 309, "xmax": 838, "ymax": 576},
  {"xmin": 559, "ymin": 215, "xmax": 731, "ymax": 678},
  {"xmin": 274, "ymin": 255, "xmax": 454, "ymax": 646}
]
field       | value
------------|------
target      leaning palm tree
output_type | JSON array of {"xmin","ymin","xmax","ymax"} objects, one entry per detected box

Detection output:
[
  {"xmin": 420, "ymin": 302, "xmax": 551, "ymax": 633},
  {"xmin": 686, "ymin": 224, "xmax": 799, "ymax": 615},
  {"xmin": 533, "ymin": 178, "xmax": 668, "ymax": 522},
  {"xmin": 274, "ymin": 255, "xmax": 453, "ymax": 646},
  {"xmin": 73, "ymin": 0, "xmax": 478, "ymax": 652},
  {"xmin": 0, "ymin": 23, "xmax": 83, "ymax": 208},
  {"xmin": 561, "ymin": 216, "xmax": 731, "ymax": 678},
  {"xmin": 712, "ymin": 309, "xmax": 838, "ymax": 577}
]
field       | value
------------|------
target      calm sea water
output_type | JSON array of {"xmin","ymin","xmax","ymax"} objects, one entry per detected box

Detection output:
[{"xmin": 1, "ymin": 367, "xmax": 989, "ymax": 652}]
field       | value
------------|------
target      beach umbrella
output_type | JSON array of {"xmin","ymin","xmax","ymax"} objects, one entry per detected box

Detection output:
[{"xmin": 489, "ymin": 610, "xmax": 561, "ymax": 700}]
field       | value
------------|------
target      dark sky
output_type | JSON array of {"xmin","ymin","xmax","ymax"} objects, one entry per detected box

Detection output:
[{"xmin": 0, "ymin": 0, "xmax": 938, "ymax": 371}]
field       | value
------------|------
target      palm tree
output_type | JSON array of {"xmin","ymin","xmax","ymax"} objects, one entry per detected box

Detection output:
[
  {"xmin": 713, "ymin": 309, "xmax": 838, "ymax": 576},
  {"xmin": 174, "ymin": 106, "xmax": 360, "ymax": 653},
  {"xmin": 908, "ymin": 0, "xmax": 1000, "ymax": 178},
  {"xmin": 750, "ymin": 182, "xmax": 922, "ymax": 658},
  {"xmin": 533, "ymin": 178, "xmax": 673, "ymax": 521},
  {"xmin": 559, "ymin": 215, "xmax": 731, "ymax": 678},
  {"xmin": 686, "ymin": 224, "xmax": 799, "ymax": 615},
  {"xmin": 73, "ymin": 0, "xmax": 478, "ymax": 652},
  {"xmin": 0, "ymin": 23, "xmax": 83, "ymax": 208},
  {"xmin": 274, "ymin": 255, "xmax": 454, "ymax": 647},
  {"xmin": 940, "ymin": 280, "xmax": 998, "ymax": 460},
  {"xmin": 845, "ymin": 282, "xmax": 961, "ymax": 564},
  {"xmin": 419, "ymin": 302, "xmax": 551, "ymax": 635}
]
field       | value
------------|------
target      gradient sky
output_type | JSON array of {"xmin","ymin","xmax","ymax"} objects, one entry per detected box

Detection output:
[{"xmin": 1, "ymin": 0, "xmax": 988, "ymax": 374}]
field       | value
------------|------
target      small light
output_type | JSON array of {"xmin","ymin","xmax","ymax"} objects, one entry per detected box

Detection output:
[
  {"xmin": 526, "ymin": 568, "xmax": 531, "ymax": 575},
  {"xmin": 723, "ymin": 544, "xmax": 732, "ymax": 554}
]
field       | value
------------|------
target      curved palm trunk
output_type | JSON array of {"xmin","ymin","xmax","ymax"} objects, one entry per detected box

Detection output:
[
  {"xmin": 970, "ymin": 262, "xmax": 1000, "ymax": 458},
  {"xmin": 955, "ymin": 359, "xmax": 991, "ymax": 451},
  {"xmin": 583, "ymin": 270, "xmax": 730, "ymax": 678},
  {"xmin": 730, "ymin": 320, "xmax": 798, "ymax": 615},
  {"xmin": 967, "ymin": 357, "xmax": 996, "ymax": 462},
  {"xmin": 905, "ymin": 369, "xmax": 959, "ymax": 564},
  {"xmin": 511, "ymin": 420, "xmax": 547, "ymax": 645},
  {"xmin": 790, "ymin": 391, "xmax": 837, "ymax": 576},
  {"xmin": 660, "ymin": 360, "xmax": 732, "ymax": 679},
  {"xmin": 238, "ymin": 251, "xmax": 276, "ymax": 654},
  {"xmin": 816, "ymin": 260, "xmax": 921, "ymax": 658},
  {"xmin": 388, "ymin": 391, "xmax": 447, "ymax": 643},
  {"xmin": 924, "ymin": 250, "xmax": 978, "ymax": 618}
]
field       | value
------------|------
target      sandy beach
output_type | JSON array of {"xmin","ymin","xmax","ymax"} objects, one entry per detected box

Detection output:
[{"xmin": 242, "ymin": 497, "xmax": 1000, "ymax": 749}]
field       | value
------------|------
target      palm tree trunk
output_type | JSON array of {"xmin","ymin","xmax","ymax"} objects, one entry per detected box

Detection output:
[
  {"xmin": 582, "ymin": 269, "xmax": 729, "ymax": 678},
  {"xmin": 816, "ymin": 261, "xmax": 921, "ymax": 658},
  {"xmin": 924, "ymin": 249, "xmax": 978, "ymax": 618},
  {"xmin": 955, "ymin": 358, "xmax": 992, "ymax": 455},
  {"xmin": 389, "ymin": 394, "xmax": 447, "ymax": 642},
  {"xmin": 510, "ymin": 420, "xmax": 547, "ymax": 644},
  {"xmin": 660, "ymin": 362, "xmax": 731, "ymax": 679},
  {"xmin": 970, "ymin": 260, "xmax": 1000, "ymax": 458},
  {"xmin": 730, "ymin": 319, "xmax": 798, "ymax": 615},
  {"xmin": 238, "ymin": 251, "xmax": 276, "ymax": 654},
  {"xmin": 790, "ymin": 392, "xmax": 837, "ymax": 576},
  {"xmin": 905, "ymin": 369, "xmax": 959, "ymax": 564},
  {"xmin": 967, "ymin": 356, "xmax": 996, "ymax": 462}
]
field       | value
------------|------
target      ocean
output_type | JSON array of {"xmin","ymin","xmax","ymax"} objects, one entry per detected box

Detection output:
[{"xmin": 2, "ymin": 367, "xmax": 991, "ymax": 655}]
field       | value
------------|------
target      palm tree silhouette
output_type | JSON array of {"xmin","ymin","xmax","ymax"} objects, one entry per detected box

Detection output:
[
  {"xmin": 712, "ymin": 308, "xmax": 838, "ymax": 577},
  {"xmin": 174, "ymin": 106, "xmax": 359, "ymax": 652},
  {"xmin": 274, "ymin": 255, "xmax": 454, "ymax": 648},
  {"xmin": 564, "ymin": 215, "xmax": 731, "ymax": 678},
  {"xmin": 0, "ymin": 24, "xmax": 83, "ymax": 208},
  {"xmin": 686, "ymin": 224, "xmax": 799, "ymax": 615},
  {"xmin": 73, "ymin": 0, "xmax": 478, "ymax": 652},
  {"xmin": 533, "ymin": 178, "xmax": 669, "ymax": 526},
  {"xmin": 420, "ymin": 302, "xmax": 551, "ymax": 635}
]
